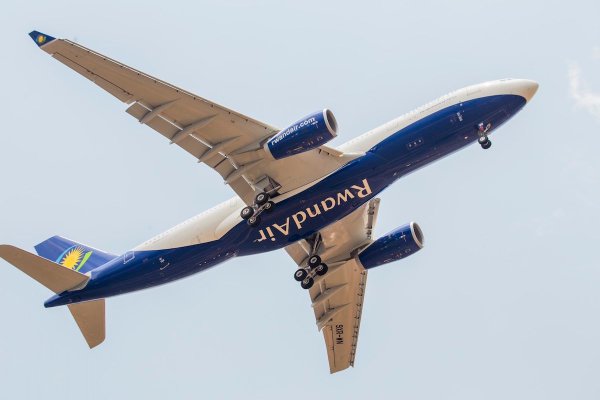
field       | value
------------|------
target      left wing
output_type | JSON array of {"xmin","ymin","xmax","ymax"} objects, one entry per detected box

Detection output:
[
  {"xmin": 285, "ymin": 198, "xmax": 380, "ymax": 373},
  {"xmin": 29, "ymin": 31, "xmax": 355, "ymax": 204}
]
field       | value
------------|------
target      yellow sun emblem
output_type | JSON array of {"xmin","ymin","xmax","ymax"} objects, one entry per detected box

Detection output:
[
  {"xmin": 60, "ymin": 247, "xmax": 85, "ymax": 270},
  {"xmin": 37, "ymin": 34, "xmax": 46, "ymax": 44}
]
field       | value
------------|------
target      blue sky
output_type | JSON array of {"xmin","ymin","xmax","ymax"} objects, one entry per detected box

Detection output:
[{"xmin": 1, "ymin": 1, "xmax": 600, "ymax": 399}]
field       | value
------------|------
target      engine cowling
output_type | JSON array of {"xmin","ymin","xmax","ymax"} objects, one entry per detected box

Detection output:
[
  {"xmin": 264, "ymin": 109, "xmax": 338, "ymax": 160},
  {"xmin": 357, "ymin": 222, "xmax": 424, "ymax": 269}
]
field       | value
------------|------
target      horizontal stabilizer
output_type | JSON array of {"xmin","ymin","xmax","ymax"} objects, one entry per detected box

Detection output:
[
  {"xmin": 0, "ymin": 245, "xmax": 89, "ymax": 293},
  {"xmin": 68, "ymin": 299, "xmax": 105, "ymax": 348}
]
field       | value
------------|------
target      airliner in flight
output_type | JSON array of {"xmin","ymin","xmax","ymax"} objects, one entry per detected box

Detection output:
[{"xmin": 0, "ymin": 30, "xmax": 538, "ymax": 373}]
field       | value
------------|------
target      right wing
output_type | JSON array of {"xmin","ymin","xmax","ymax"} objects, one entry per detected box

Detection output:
[
  {"xmin": 285, "ymin": 198, "xmax": 380, "ymax": 373},
  {"xmin": 29, "ymin": 31, "xmax": 358, "ymax": 204}
]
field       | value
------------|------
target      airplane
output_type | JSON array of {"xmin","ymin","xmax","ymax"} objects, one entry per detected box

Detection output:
[{"xmin": 0, "ymin": 30, "xmax": 538, "ymax": 374}]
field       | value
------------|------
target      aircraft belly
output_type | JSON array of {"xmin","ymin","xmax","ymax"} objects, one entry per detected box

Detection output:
[{"xmin": 46, "ymin": 94, "xmax": 526, "ymax": 306}]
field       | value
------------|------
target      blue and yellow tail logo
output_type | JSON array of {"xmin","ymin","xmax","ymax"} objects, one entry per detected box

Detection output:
[
  {"xmin": 28, "ymin": 30, "xmax": 56, "ymax": 47},
  {"xmin": 56, "ymin": 246, "xmax": 93, "ymax": 271}
]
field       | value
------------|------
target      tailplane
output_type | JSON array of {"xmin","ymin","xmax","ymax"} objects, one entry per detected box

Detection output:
[
  {"xmin": 68, "ymin": 299, "xmax": 105, "ymax": 348},
  {"xmin": 35, "ymin": 236, "xmax": 116, "ymax": 273},
  {"xmin": 0, "ymin": 244, "xmax": 89, "ymax": 293},
  {"xmin": 0, "ymin": 245, "xmax": 106, "ymax": 348}
]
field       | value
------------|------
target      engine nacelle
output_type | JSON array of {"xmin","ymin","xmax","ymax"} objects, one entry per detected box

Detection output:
[
  {"xmin": 357, "ymin": 222, "xmax": 424, "ymax": 270},
  {"xmin": 264, "ymin": 109, "xmax": 338, "ymax": 160}
]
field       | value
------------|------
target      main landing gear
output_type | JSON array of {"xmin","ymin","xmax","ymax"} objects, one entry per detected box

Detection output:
[
  {"xmin": 240, "ymin": 191, "xmax": 275, "ymax": 227},
  {"xmin": 293, "ymin": 234, "xmax": 328, "ymax": 290},
  {"xmin": 477, "ymin": 122, "xmax": 492, "ymax": 150}
]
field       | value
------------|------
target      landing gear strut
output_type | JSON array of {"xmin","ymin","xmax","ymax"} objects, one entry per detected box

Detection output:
[
  {"xmin": 477, "ymin": 122, "xmax": 492, "ymax": 150},
  {"xmin": 240, "ymin": 191, "xmax": 276, "ymax": 227},
  {"xmin": 293, "ymin": 233, "xmax": 329, "ymax": 289}
]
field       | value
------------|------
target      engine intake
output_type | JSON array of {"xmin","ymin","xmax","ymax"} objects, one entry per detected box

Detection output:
[
  {"xmin": 357, "ymin": 222, "xmax": 424, "ymax": 269},
  {"xmin": 264, "ymin": 109, "xmax": 338, "ymax": 160}
]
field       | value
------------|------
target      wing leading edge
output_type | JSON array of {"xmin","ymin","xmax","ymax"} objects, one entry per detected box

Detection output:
[{"xmin": 28, "ymin": 30, "xmax": 353, "ymax": 204}]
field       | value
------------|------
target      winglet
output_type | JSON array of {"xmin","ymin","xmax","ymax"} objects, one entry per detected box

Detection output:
[{"xmin": 28, "ymin": 30, "xmax": 56, "ymax": 47}]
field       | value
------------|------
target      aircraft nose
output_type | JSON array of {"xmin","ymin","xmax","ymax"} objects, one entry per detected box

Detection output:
[{"xmin": 514, "ymin": 79, "xmax": 539, "ymax": 102}]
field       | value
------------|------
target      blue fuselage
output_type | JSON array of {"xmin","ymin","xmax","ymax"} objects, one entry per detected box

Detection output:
[{"xmin": 45, "ymin": 94, "xmax": 526, "ymax": 307}]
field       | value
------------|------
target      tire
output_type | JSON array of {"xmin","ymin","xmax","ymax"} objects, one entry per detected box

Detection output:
[
  {"xmin": 240, "ymin": 206, "xmax": 254, "ymax": 220},
  {"xmin": 478, "ymin": 135, "xmax": 488, "ymax": 145},
  {"xmin": 301, "ymin": 277, "xmax": 314, "ymax": 289},
  {"xmin": 255, "ymin": 192, "xmax": 270, "ymax": 206},
  {"xmin": 315, "ymin": 263, "xmax": 328, "ymax": 276},
  {"xmin": 308, "ymin": 255, "xmax": 321, "ymax": 268},
  {"xmin": 263, "ymin": 201, "xmax": 275, "ymax": 213},
  {"xmin": 247, "ymin": 215, "xmax": 261, "ymax": 227},
  {"xmin": 481, "ymin": 140, "xmax": 492, "ymax": 150},
  {"xmin": 294, "ymin": 269, "xmax": 308, "ymax": 282}
]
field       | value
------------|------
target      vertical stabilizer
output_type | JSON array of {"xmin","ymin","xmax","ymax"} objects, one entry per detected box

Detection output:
[{"xmin": 35, "ymin": 236, "xmax": 116, "ymax": 273}]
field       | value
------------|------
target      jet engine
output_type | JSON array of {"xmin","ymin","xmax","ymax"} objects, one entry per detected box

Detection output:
[
  {"xmin": 357, "ymin": 222, "xmax": 424, "ymax": 269},
  {"xmin": 264, "ymin": 109, "xmax": 338, "ymax": 160}
]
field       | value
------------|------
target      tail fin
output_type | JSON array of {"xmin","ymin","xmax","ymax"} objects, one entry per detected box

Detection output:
[
  {"xmin": 0, "ymin": 244, "xmax": 106, "ymax": 348},
  {"xmin": 35, "ymin": 236, "xmax": 116, "ymax": 273}
]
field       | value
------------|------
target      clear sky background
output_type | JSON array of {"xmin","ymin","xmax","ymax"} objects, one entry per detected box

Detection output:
[{"xmin": 1, "ymin": 1, "xmax": 599, "ymax": 399}]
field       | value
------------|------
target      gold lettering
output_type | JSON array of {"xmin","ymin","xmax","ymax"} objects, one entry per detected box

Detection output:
[
  {"xmin": 321, "ymin": 197, "xmax": 336, "ymax": 211},
  {"xmin": 292, "ymin": 211, "xmax": 307, "ymax": 229},
  {"xmin": 351, "ymin": 178, "xmax": 372, "ymax": 198},
  {"xmin": 255, "ymin": 229, "xmax": 268, "ymax": 243},
  {"xmin": 273, "ymin": 218, "xmax": 291, "ymax": 236},
  {"xmin": 306, "ymin": 204, "xmax": 322, "ymax": 218},
  {"xmin": 260, "ymin": 180, "xmax": 372, "ymax": 241},
  {"xmin": 336, "ymin": 189, "xmax": 355, "ymax": 205},
  {"xmin": 266, "ymin": 227, "xmax": 276, "ymax": 241}
]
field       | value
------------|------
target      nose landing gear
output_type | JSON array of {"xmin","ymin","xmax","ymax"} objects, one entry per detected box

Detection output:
[
  {"xmin": 240, "ymin": 191, "xmax": 276, "ymax": 227},
  {"xmin": 478, "ymin": 135, "xmax": 492, "ymax": 149},
  {"xmin": 477, "ymin": 122, "xmax": 492, "ymax": 150}
]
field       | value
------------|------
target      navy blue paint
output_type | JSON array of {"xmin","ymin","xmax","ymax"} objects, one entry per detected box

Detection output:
[
  {"xmin": 266, "ymin": 110, "xmax": 335, "ymax": 160},
  {"xmin": 45, "ymin": 94, "xmax": 526, "ymax": 307},
  {"xmin": 28, "ymin": 31, "xmax": 56, "ymax": 47},
  {"xmin": 358, "ymin": 224, "xmax": 422, "ymax": 269},
  {"xmin": 35, "ymin": 236, "xmax": 117, "ymax": 274}
]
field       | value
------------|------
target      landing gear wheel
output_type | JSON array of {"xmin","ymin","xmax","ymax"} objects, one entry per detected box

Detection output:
[
  {"xmin": 315, "ymin": 263, "xmax": 328, "ymax": 276},
  {"xmin": 301, "ymin": 277, "xmax": 314, "ymax": 289},
  {"xmin": 294, "ymin": 268, "xmax": 308, "ymax": 282},
  {"xmin": 307, "ymin": 255, "xmax": 322, "ymax": 268},
  {"xmin": 478, "ymin": 135, "xmax": 491, "ymax": 149},
  {"xmin": 247, "ymin": 215, "xmax": 261, "ymax": 227},
  {"xmin": 263, "ymin": 201, "xmax": 275, "ymax": 213},
  {"xmin": 240, "ymin": 206, "xmax": 254, "ymax": 220},
  {"xmin": 255, "ymin": 192, "xmax": 270, "ymax": 206}
]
